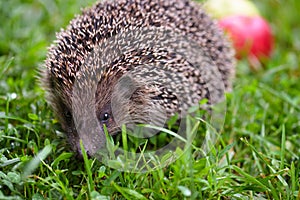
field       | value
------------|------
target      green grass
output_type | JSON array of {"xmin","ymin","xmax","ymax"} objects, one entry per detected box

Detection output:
[{"xmin": 0, "ymin": 0, "xmax": 299, "ymax": 199}]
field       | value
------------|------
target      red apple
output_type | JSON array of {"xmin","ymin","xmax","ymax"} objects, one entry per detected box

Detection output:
[{"xmin": 219, "ymin": 15, "xmax": 274, "ymax": 67}]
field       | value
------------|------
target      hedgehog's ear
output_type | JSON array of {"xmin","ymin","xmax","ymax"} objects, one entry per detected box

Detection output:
[{"xmin": 113, "ymin": 75, "xmax": 139, "ymax": 99}]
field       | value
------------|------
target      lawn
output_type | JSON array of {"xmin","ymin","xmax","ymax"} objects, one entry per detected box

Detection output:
[{"xmin": 0, "ymin": 0, "xmax": 299, "ymax": 199}]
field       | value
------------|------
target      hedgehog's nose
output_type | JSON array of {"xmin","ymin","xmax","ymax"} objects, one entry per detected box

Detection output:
[
  {"xmin": 75, "ymin": 149, "xmax": 92, "ymax": 159},
  {"xmin": 86, "ymin": 151, "xmax": 92, "ymax": 158},
  {"xmin": 76, "ymin": 150, "xmax": 83, "ymax": 159},
  {"xmin": 76, "ymin": 141, "xmax": 93, "ymax": 157}
]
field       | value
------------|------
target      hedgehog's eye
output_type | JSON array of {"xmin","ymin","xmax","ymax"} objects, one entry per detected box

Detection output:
[{"xmin": 100, "ymin": 112, "xmax": 110, "ymax": 123}]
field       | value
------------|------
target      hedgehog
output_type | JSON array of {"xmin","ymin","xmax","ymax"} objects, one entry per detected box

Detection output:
[{"xmin": 41, "ymin": 0, "xmax": 235, "ymax": 157}]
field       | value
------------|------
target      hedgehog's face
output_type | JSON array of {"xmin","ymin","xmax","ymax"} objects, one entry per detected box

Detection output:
[
  {"xmin": 67, "ymin": 74, "xmax": 154, "ymax": 158},
  {"xmin": 73, "ymin": 77, "xmax": 169, "ymax": 158},
  {"xmin": 65, "ymin": 101, "xmax": 119, "ymax": 158}
]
